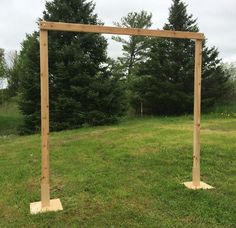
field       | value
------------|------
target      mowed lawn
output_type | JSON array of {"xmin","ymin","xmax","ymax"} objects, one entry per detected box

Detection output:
[{"xmin": 0, "ymin": 116, "xmax": 235, "ymax": 227}]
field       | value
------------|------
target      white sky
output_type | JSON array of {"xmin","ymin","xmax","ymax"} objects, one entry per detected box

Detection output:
[{"xmin": 0, "ymin": 0, "xmax": 236, "ymax": 62}]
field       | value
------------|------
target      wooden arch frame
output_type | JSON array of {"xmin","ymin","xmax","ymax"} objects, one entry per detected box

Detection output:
[{"xmin": 30, "ymin": 21, "xmax": 213, "ymax": 214}]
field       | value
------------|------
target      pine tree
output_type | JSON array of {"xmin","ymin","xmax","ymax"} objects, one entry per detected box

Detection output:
[
  {"xmin": 112, "ymin": 11, "xmax": 152, "ymax": 115},
  {"xmin": 112, "ymin": 11, "xmax": 152, "ymax": 77},
  {"xmin": 18, "ymin": 0, "xmax": 125, "ymax": 133},
  {"xmin": 136, "ymin": 0, "xmax": 229, "ymax": 115}
]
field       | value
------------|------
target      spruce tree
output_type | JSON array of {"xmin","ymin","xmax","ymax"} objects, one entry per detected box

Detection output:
[
  {"xmin": 136, "ymin": 0, "xmax": 229, "ymax": 115},
  {"xmin": 18, "ymin": 33, "xmax": 41, "ymax": 133},
  {"xmin": 18, "ymin": 0, "xmax": 125, "ymax": 133}
]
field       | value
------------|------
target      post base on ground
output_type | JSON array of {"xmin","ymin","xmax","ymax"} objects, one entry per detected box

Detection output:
[
  {"xmin": 30, "ymin": 198, "xmax": 63, "ymax": 214},
  {"xmin": 183, "ymin": 181, "xmax": 214, "ymax": 190}
]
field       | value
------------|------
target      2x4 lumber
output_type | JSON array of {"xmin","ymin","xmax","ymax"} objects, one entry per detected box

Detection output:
[
  {"xmin": 40, "ymin": 30, "xmax": 50, "ymax": 207},
  {"xmin": 40, "ymin": 21, "xmax": 205, "ymax": 40},
  {"xmin": 192, "ymin": 39, "xmax": 202, "ymax": 186}
]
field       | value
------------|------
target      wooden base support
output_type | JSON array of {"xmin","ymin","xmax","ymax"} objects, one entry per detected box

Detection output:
[
  {"xmin": 30, "ymin": 198, "xmax": 63, "ymax": 214},
  {"xmin": 183, "ymin": 181, "xmax": 214, "ymax": 190}
]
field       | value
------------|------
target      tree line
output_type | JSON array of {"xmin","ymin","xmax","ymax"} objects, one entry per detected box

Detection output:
[{"xmin": 1, "ymin": 0, "xmax": 235, "ymax": 134}]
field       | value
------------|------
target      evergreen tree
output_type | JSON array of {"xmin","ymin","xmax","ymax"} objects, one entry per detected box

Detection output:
[
  {"xmin": 222, "ymin": 62, "xmax": 236, "ymax": 100},
  {"xmin": 18, "ymin": 0, "xmax": 125, "ymax": 133},
  {"xmin": 136, "ymin": 0, "xmax": 229, "ymax": 115},
  {"xmin": 18, "ymin": 33, "xmax": 41, "ymax": 133},
  {"xmin": 112, "ymin": 11, "xmax": 152, "ymax": 77}
]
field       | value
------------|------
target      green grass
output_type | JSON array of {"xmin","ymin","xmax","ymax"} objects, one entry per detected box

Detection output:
[
  {"xmin": 0, "ymin": 99, "xmax": 23, "ymax": 135},
  {"xmin": 207, "ymin": 100, "xmax": 236, "ymax": 119},
  {"xmin": 214, "ymin": 101, "xmax": 236, "ymax": 113},
  {"xmin": 0, "ymin": 116, "xmax": 235, "ymax": 227}
]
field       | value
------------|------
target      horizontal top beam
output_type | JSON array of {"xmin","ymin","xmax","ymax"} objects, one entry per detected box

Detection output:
[{"xmin": 40, "ymin": 21, "xmax": 205, "ymax": 40}]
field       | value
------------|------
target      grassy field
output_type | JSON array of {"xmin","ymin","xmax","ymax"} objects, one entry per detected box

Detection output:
[{"xmin": 0, "ymin": 115, "xmax": 235, "ymax": 227}]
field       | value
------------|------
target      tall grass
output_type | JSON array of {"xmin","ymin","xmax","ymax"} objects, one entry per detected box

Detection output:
[
  {"xmin": 0, "ymin": 97, "xmax": 23, "ymax": 135},
  {"xmin": 213, "ymin": 101, "xmax": 236, "ymax": 113}
]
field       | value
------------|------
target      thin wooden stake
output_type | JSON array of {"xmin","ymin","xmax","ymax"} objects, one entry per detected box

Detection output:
[
  {"xmin": 40, "ymin": 30, "xmax": 50, "ymax": 207},
  {"xmin": 141, "ymin": 102, "xmax": 143, "ymax": 117}
]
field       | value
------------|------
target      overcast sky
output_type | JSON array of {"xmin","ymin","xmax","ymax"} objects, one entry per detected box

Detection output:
[{"xmin": 0, "ymin": 0, "xmax": 236, "ymax": 62}]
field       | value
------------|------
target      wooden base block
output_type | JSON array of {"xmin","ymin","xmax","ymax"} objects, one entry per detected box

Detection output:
[
  {"xmin": 183, "ymin": 181, "xmax": 214, "ymax": 190},
  {"xmin": 30, "ymin": 198, "xmax": 63, "ymax": 214}
]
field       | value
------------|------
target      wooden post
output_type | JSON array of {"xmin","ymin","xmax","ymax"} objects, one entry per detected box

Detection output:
[
  {"xmin": 40, "ymin": 29, "xmax": 50, "ymax": 207},
  {"xmin": 183, "ymin": 40, "xmax": 213, "ymax": 190},
  {"xmin": 27, "ymin": 21, "xmax": 212, "ymax": 214},
  {"xmin": 30, "ymin": 29, "xmax": 63, "ymax": 214},
  {"xmin": 192, "ymin": 39, "xmax": 202, "ymax": 187}
]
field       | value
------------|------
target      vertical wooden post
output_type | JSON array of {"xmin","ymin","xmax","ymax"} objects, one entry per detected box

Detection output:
[
  {"xmin": 183, "ymin": 40, "xmax": 213, "ymax": 190},
  {"xmin": 30, "ymin": 29, "xmax": 63, "ymax": 214},
  {"xmin": 192, "ymin": 39, "xmax": 202, "ymax": 187},
  {"xmin": 40, "ymin": 29, "xmax": 50, "ymax": 208}
]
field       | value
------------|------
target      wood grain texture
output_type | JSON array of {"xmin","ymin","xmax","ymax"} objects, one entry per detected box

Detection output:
[
  {"xmin": 36, "ymin": 21, "xmax": 209, "ymax": 213},
  {"xmin": 192, "ymin": 39, "xmax": 202, "ymax": 186},
  {"xmin": 30, "ymin": 199, "xmax": 63, "ymax": 214},
  {"xmin": 39, "ymin": 21, "xmax": 205, "ymax": 40},
  {"xmin": 40, "ymin": 30, "xmax": 50, "ymax": 207}
]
